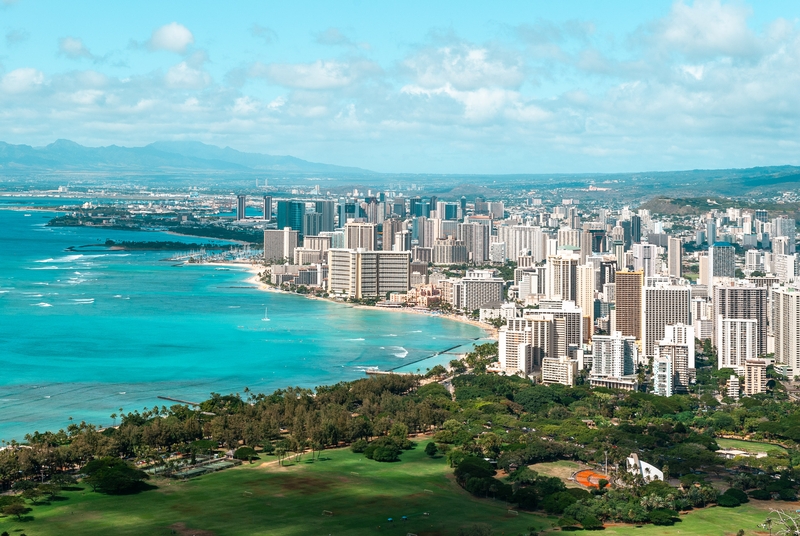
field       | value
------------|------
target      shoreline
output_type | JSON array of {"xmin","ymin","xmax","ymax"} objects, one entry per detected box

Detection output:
[{"xmin": 196, "ymin": 259, "xmax": 496, "ymax": 341}]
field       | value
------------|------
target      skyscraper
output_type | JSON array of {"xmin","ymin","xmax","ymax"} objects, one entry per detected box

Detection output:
[
  {"xmin": 773, "ymin": 286, "xmax": 800, "ymax": 378},
  {"xmin": 630, "ymin": 215, "xmax": 641, "ymax": 243},
  {"xmin": 344, "ymin": 222, "xmax": 378, "ymax": 250},
  {"xmin": 314, "ymin": 200, "xmax": 336, "ymax": 232},
  {"xmin": 713, "ymin": 281, "xmax": 768, "ymax": 357},
  {"xmin": 262, "ymin": 195, "xmax": 272, "ymax": 221},
  {"xmin": 708, "ymin": 242, "xmax": 736, "ymax": 280},
  {"xmin": 546, "ymin": 254, "xmax": 579, "ymax": 301},
  {"xmin": 277, "ymin": 200, "xmax": 305, "ymax": 235},
  {"xmin": 615, "ymin": 270, "xmax": 643, "ymax": 340},
  {"xmin": 264, "ymin": 228, "xmax": 298, "ymax": 263},
  {"xmin": 668, "ymin": 237, "xmax": 682, "ymax": 278},
  {"xmin": 236, "ymin": 195, "xmax": 247, "ymax": 221},
  {"xmin": 642, "ymin": 282, "xmax": 691, "ymax": 359},
  {"xmin": 576, "ymin": 263, "xmax": 595, "ymax": 342},
  {"xmin": 717, "ymin": 318, "xmax": 757, "ymax": 373},
  {"xmin": 773, "ymin": 216, "xmax": 796, "ymax": 253}
]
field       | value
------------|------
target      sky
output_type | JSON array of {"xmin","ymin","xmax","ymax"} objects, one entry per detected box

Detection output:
[{"xmin": 1, "ymin": 0, "xmax": 800, "ymax": 174}]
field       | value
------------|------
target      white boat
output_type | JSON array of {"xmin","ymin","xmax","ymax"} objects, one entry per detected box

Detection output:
[{"xmin": 262, "ymin": 306, "xmax": 270, "ymax": 321}]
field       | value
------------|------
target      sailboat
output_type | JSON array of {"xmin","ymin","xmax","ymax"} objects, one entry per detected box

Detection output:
[{"xmin": 262, "ymin": 306, "xmax": 270, "ymax": 321}]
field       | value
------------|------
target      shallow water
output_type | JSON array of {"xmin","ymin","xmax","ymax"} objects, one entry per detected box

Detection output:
[{"xmin": 0, "ymin": 203, "xmax": 483, "ymax": 440}]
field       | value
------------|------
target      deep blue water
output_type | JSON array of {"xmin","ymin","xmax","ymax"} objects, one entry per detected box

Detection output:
[{"xmin": 0, "ymin": 203, "xmax": 483, "ymax": 440}]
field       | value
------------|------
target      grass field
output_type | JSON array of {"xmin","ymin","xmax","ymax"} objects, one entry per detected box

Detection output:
[
  {"xmin": 528, "ymin": 460, "xmax": 586, "ymax": 489},
  {"xmin": 599, "ymin": 501, "xmax": 780, "ymax": 536},
  {"xmin": 716, "ymin": 438, "xmax": 787, "ymax": 454},
  {"xmin": 0, "ymin": 444, "xmax": 792, "ymax": 535},
  {"xmin": 0, "ymin": 444, "xmax": 551, "ymax": 536}
]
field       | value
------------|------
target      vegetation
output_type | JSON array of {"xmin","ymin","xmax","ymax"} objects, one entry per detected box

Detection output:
[{"xmin": 2, "ymin": 351, "xmax": 800, "ymax": 533}]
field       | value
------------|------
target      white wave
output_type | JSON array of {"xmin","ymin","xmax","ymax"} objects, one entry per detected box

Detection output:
[
  {"xmin": 35, "ymin": 258, "xmax": 55, "ymax": 263},
  {"xmin": 346, "ymin": 338, "xmax": 365, "ymax": 341},
  {"xmin": 410, "ymin": 330, "xmax": 422, "ymax": 333},
  {"xmin": 29, "ymin": 266, "xmax": 59, "ymax": 270},
  {"xmin": 51, "ymin": 255, "xmax": 84, "ymax": 262},
  {"xmin": 389, "ymin": 346, "xmax": 408, "ymax": 358},
  {"xmin": 119, "ymin": 391, "xmax": 126, "ymax": 395},
  {"xmin": 386, "ymin": 333, "xmax": 397, "ymax": 337},
  {"xmin": 31, "ymin": 302, "xmax": 53, "ymax": 307},
  {"xmin": 71, "ymin": 298, "xmax": 94, "ymax": 304},
  {"xmin": 33, "ymin": 282, "xmax": 50, "ymax": 286},
  {"xmin": 43, "ymin": 396, "xmax": 50, "ymax": 399},
  {"xmin": 23, "ymin": 293, "xmax": 43, "ymax": 298}
]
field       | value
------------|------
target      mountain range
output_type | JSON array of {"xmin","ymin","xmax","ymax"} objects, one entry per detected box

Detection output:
[{"xmin": 0, "ymin": 139, "xmax": 371, "ymax": 174}]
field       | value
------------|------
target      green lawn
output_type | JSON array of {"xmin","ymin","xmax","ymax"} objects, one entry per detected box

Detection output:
[
  {"xmin": 528, "ymin": 460, "xmax": 586, "ymax": 489},
  {"xmin": 0, "ymin": 444, "xmax": 551, "ymax": 536},
  {"xmin": 598, "ymin": 501, "xmax": 778, "ymax": 536},
  {"xmin": 0, "ymin": 445, "xmax": 790, "ymax": 536},
  {"xmin": 716, "ymin": 438, "xmax": 787, "ymax": 454}
]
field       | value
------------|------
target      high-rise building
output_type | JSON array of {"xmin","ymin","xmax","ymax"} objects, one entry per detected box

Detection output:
[
  {"xmin": 615, "ymin": 271, "xmax": 644, "ymax": 340},
  {"xmin": 642, "ymin": 282, "xmax": 691, "ymax": 359},
  {"xmin": 631, "ymin": 215, "xmax": 641, "ymax": 243},
  {"xmin": 262, "ymin": 195, "xmax": 272, "ymax": 221},
  {"xmin": 264, "ymin": 228, "xmax": 298, "ymax": 263},
  {"xmin": 383, "ymin": 219, "xmax": 404, "ymax": 252},
  {"xmin": 236, "ymin": 195, "xmax": 247, "ymax": 220},
  {"xmin": 773, "ymin": 216, "xmax": 796, "ymax": 254},
  {"xmin": 458, "ymin": 222, "xmax": 490, "ymax": 263},
  {"xmin": 773, "ymin": 286, "xmax": 800, "ymax": 378},
  {"xmin": 708, "ymin": 242, "xmax": 735, "ymax": 280},
  {"xmin": 717, "ymin": 317, "xmax": 757, "ymax": 373},
  {"xmin": 668, "ymin": 237, "xmax": 682, "ymax": 279},
  {"xmin": 576, "ymin": 263, "xmax": 595, "ymax": 342},
  {"xmin": 327, "ymin": 249, "xmax": 410, "ymax": 299},
  {"xmin": 546, "ymin": 253, "xmax": 580, "ymax": 301},
  {"xmin": 303, "ymin": 212, "xmax": 323, "ymax": 238},
  {"xmin": 499, "ymin": 314, "xmax": 557, "ymax": 374},
  {"xmin": 592, "ymin": 331, "xmax": 638, "ymax": 377},
  {"xmin": 277, "ymin": 200, "xmax": 305, "ymax": 235},
  {"xmin": 652, "ymin": 357, "xmax": 673, "ymax": 397},
  {"xmin": 433, "ymin": 236, "xmax": 468, "ymax": 265},
  {"xmin": 632, "ymin": 243, "xmax": 659, "ymax": 279},
  {"xmin": 713, "ymin": 281, "xmax": 768, "ymax": 357},
  {"xmin": 542, "ymin": 356, "xmax": 577, "ymax": 386},
  {"xmin": 744, "ymin": 359, "xmax": 767, "ymax": 395},
  {"xmin": 314, "ymin": 200, "xmax": 336, "ymax": 232},
  {"xmin": 706, "ymin": 219, "xmax": 717, "ymax": 245},
  {"xmin": 344, "ymin": 222, "xmax": 378, "ymax": 250}
]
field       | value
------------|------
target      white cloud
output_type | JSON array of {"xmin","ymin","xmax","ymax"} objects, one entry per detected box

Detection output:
[
  {"xmin": 255, "ymin": 59, "xmax": 379, "ymax": 89},
  {"xmin": 1, "ymin": 68, "xmax": 44, "ymax": 93},
  {"xmin": 58, "ymin": 37, "xmax": 94, "ymax": 60},
  {"xmin": 148, "ymin": 22, "xmax": 194, "ymax": 53},
  {"xmin": 165, "ymin": 62, "xmax": 211, "ymax": 89},
  {"xmin": 655, "ymin": 0, "xmax": 760, "ymax": 59},
  {"xmin": 403, "ymin": 44, "xmax": 525, "ymax": 91}
]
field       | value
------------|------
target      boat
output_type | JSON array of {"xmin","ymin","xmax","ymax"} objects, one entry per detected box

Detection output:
[{"xmin": 262, "ymin": 306, "xmax": 270, "ymax": 321}]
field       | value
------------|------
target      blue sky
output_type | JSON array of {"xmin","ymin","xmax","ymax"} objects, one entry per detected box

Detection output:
[{"xmin": 1, "ymin": 0, "xmax": 800, "ymax": 174}]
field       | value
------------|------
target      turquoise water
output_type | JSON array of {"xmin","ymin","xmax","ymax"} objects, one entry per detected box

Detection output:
[{"xmin": 0, "ymin": 205, "xmax": 484, "ymax": 441}]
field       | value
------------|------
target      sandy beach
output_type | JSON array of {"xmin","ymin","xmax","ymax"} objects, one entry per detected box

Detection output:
[{"xmin": 199, "ymin": 260, "xmax": 497, "ymax": 340}]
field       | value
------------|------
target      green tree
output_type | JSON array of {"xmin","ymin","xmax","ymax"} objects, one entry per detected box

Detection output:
[
  {"xmin": 425, "ymin": 442, "xmax": 438, "ymax": 457},
  {"xmin": 1, "ymin": 502, "xmax": 28, "ymax": 520},
  {"xmin": 83, "ymin": 457, "xmax": 149, "ymax": 494}
]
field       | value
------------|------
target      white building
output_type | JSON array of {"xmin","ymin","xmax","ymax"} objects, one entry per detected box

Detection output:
[
  {"xmin": 744, "ymin": 359, "xmax": 767, "ymax": 396},
  {"xmin": 642, "ymin": 282, "xmax": 692, "ymax": 360},
  {"xmin": 652, "ymin": 357, "xmax": 673, "ymax": 397},
  {"xmin": 327, "ymin": 248, "xmax": 410, "ymax": 299},
  {"xmin": 717, "ymin": 317, "xmax": 757, "ymax": 373},
  {"xmin": 542, "ymin": 356, "xmax": 578, "ymax": 386},
  {"xmin": 592, "ymin": 331, "xmax": 639, "ymax": 377},
  {"xmin": 773, "ymin": 286, "xmax": 800, "ymax": 378},
  {"xmin": 264, "ymin": 227, "xmax": 299, "ymax": 263}
]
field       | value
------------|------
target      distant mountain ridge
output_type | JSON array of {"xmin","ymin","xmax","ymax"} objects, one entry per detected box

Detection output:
[{"xmin": 0, "ymin": 139, "xmax": 371, "ymax": 174}]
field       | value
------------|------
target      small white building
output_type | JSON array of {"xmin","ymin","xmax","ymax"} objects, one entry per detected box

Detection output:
[
  {"xmin": 542, "ymin": 356, "xmax": 577, "ymax": 386},
  {"xmin": 627, "ymin": 453, "xmax": 664, "ymax": 482}
]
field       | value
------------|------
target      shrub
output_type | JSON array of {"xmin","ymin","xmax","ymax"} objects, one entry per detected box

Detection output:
[
  {"xmin": 454, "ymin": 457, "xmax": 496, "ymax": 481},
  {"xmin": 233, "ymin": 446, "xmax": 259, "ymax": 463},
  {"xmin": 580, "ymin": 514, "xmax": 604, "ymax": 530},
  {"xmin": 717, "ymin": 494, "xmax": 741, "ymax": 507},
  {"xmin": 350, "ymin": 439, "xmax": 368, "ymax": 453},
  {"xmin": 778, "ymin": 488, "xmax": 797, "ymax": 501},
  {"xmin": 425, "ymin": 442, "xmax": 438, "ymax": 457},
  {"xmin": 648, "ymin": 508, "xmax": 679, "ymax": 525},
  {"xmin": 748, "ymin": 489, "xmax": 771, "ymax": 500},
  {"xmin": 541, "ymin": 491, "xmax": 578, "ymax": 515},
  {"xmin": 723, "ymin": 488, "xmax": 749, "ymax": 503}
]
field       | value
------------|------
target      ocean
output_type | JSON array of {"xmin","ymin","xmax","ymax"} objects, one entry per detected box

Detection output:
[{"xmin": 0, "ymin": 202, "xmax": 485, "ymax": 441}]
